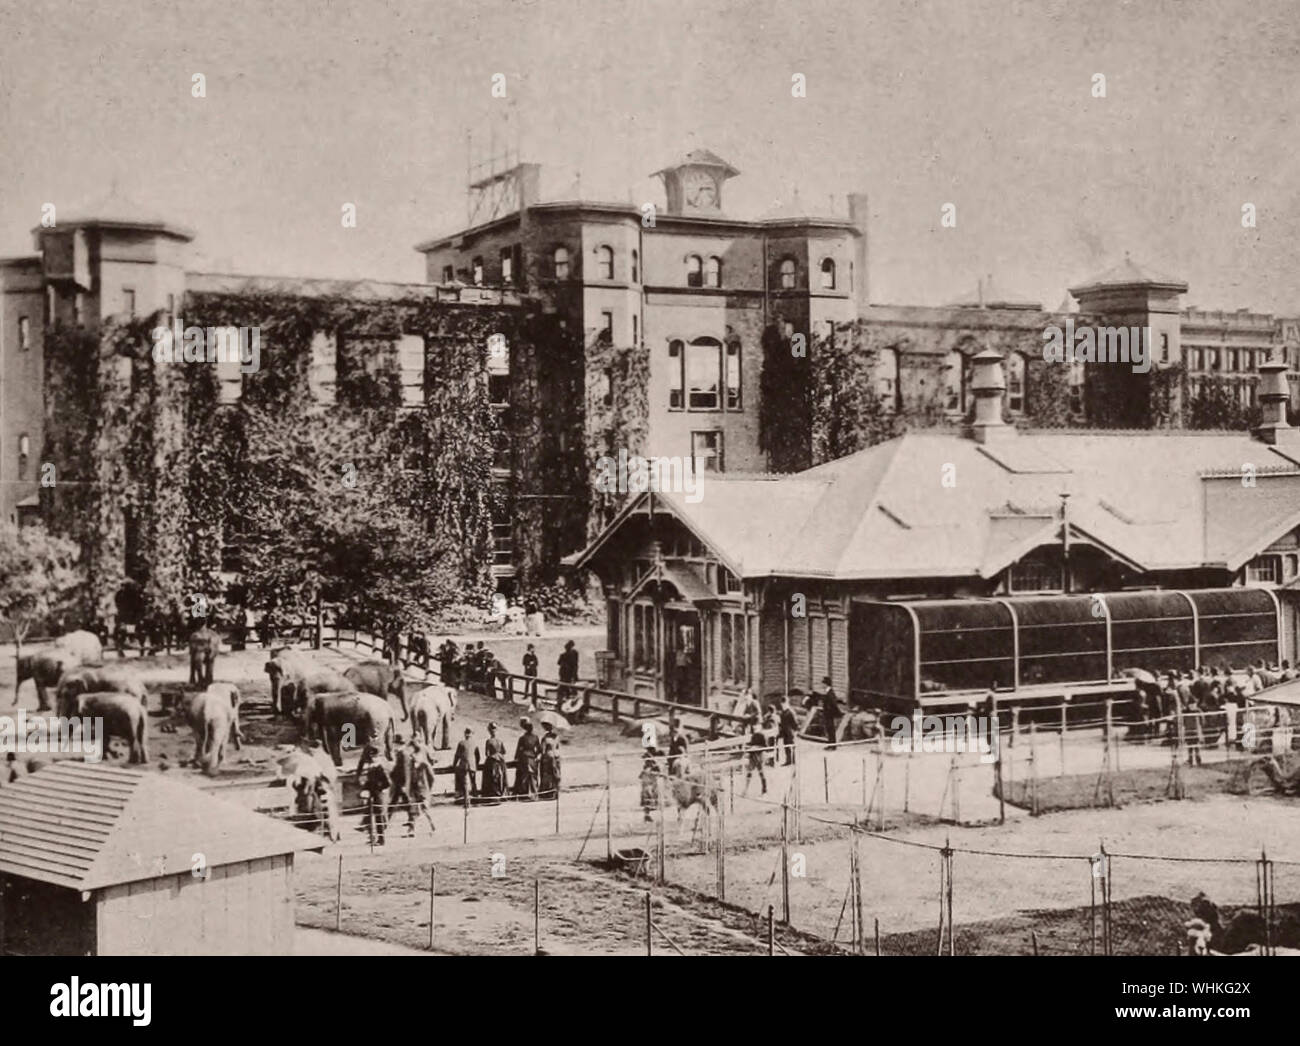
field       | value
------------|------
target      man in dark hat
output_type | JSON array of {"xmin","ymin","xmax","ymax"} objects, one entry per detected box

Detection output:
[
  {"xmin": 817, "ymin": 676, "xmax": 842, "ymax": 747},
  {"xmin": 357, "ymin": 742, "xmax": 393, "ymax": 845},
  {"xmin": 522, "ymin": 643, "xmax": 539, "ymax": 708},
  {"xmin": 777, "ymin": 695, "xmax": 799, "ymax": 766},
  {"xmin": 453, "ymin": 727, "xmax": 480, "ymax": 801},
  {"xmin": 557, "ymin": 640, "xmax": 579, "ymax": 706}
]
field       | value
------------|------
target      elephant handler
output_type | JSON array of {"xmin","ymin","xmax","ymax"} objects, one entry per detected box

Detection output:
[
  {"xmin": 392, "ymin": 735, "xmax": 436, "ymax": 837},
  {"xmin": 357, "ymin": 743, "xmax": 394, "ymax": 846},
  {"xmin": 453, "ymin": 728, "xmax": 481, "ymax": 801}
]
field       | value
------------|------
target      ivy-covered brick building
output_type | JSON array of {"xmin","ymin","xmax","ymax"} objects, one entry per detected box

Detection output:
[{"xmin": 3, "ymin": 158, "xmax": 1300, "ymax": 620}]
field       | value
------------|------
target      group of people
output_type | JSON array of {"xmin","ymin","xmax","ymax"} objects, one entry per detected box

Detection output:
[
  {"xmin": 433, "ymin": 639, "xmax": 583, "ymax": 715},
  {"xmin": 1130, "ymin": 660, "xmax": 1297, "ymax": 765},
  {"xmin": 450, "ymin": 717, "xmax": 563, "ymax": 802},
  {"xmin": 355, "ymin": 715, "xmax": 567, "ymax": 843}
]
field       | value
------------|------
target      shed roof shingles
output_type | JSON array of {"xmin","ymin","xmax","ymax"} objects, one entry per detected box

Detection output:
[{"xmin": 0, "ymin": 763, "xmax": 320, "ymax": 892}]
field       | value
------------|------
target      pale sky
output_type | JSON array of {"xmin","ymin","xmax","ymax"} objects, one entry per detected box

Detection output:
[{"xmin": 2, "ymin": 0, "xmax": 1298, "ymax": 311}]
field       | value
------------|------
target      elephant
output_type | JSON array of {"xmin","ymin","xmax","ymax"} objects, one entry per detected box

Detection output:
[
  {"xmin": 279, "ymin": 746, "xmax": 341, "ymax": 840},
  {"xmin": 54, "ymin": 629, "xmax": 103, "ymax": 667},
  {"xmin": 56, "ymin": 665, "xmax": 148, "ymax": 717},
  {"xmin": 265, "ymin": 652, "xmax": 353, "ymax": 717},
  {"xmin": 188, "ymin": 627, "xmax": 222, "ymax": 687},
  {"xmin": 303, "ymin": 690, "xmax": 395, "ymax": 767},
  {"xmin": 73, "ymin": 691, "xmax": 149, "ymax": 764},
  {"xmin": 342, "ymin": 660, "xmax": 410, "ymax": 720},
  {"xmin": 15, "ymin": 649, "xmax": 76, "ymax": 710},
  {"xmin": 409, "ymin": 685, "xmax": 457, "ymax": 750},
  {"xmin": 178, "ymin": 683, "xmax": 243, "ymax": 775}
]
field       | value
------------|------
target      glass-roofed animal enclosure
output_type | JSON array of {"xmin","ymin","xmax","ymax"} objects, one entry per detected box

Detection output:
[{"xmin": 849, "ymin": 588, "xmax": 1280, "ymax": 712}]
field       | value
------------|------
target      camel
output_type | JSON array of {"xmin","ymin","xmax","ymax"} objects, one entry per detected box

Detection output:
[
  {"xmin": 666, "ymin": 760, "xmax": 720, "ymax": 841},
  {"xmin": 1187, "ymin": 892, "xmax": 1300, "ymax": 954}
]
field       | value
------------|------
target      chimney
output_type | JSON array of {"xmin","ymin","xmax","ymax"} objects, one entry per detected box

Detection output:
[
  {"xmin": 967, "ymin": 349, "xmax": 1013, "ymax": 443},
  {"xmin": 516, "ymin": 163, "xmax": 542, "ymax": 210},
  {"xmin": 848, "ymin": 192, "xmax": 869, "ymax": 309},
  {"xmin": 1255, "ymin": 359, "xmax": 1291, "ymax": 445}
]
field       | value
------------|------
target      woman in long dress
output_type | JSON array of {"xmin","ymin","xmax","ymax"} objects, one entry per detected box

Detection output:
[
  {"xmin": 539, "ymin": 723, "xmax": 562, "ymax": 799},
  {"xmin": 481, "ymin": 722, "xmax": 508, "ymax": 799},
  {"xmin": 513, "ymin": 718, "xmax": 541, "ymax": 799}
]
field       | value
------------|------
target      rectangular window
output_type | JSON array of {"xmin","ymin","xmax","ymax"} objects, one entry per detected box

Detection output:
[
  {"xmin": 668, "ymin": 341, "xmax": 684, "ymax": 410},
  {"xmin": 1207, "ymin": 348, "xmax": 1219, "ymax": 370},
  {"xmin": 165, "ymin": 294, "xmax": 175, "ymax": 323},
  {"xmin": 686, "ymin": 339, "xmax": 721, "ymax": 409},
  {"xmin": 1246, "ymin": 555, "xmax": 1279, "ymax": 585},
  {"xmin": 632, "ymin": 314, "xmax": 638, "ymax": 347},
  {"xmin": 18, "ymin": 316, "xmax": 30, "ymax": 350},
  {"xmin": 691, "ymin": 430, "xmax": 723, "ymax": 473},
  {"xmin": 1160, "ymin": 332, "xmax": 1169, "ymax": 363},
  {"xmin": 500, "ymin": 247, "xmax": 513, "ymax": 285},
  {"xmin": 123, "ymin": 288, "xmax": 135, "ymax": 316},
  {"xmin": 725, "ymin": 341, "xmax": 742, "ymax": 410},
  {"xmin": 600, "ymin": 311, "xmax": 613, "ymax": 343},
  {"xmin": 441, "ymin": 265, "xmax": 454, "ymax": 283},
  {"xmin": 716, "ymin": 611, "xmax": 746, "ymax": 685},
  {"xmin": 1010, "ymin": 556, "xmax": 1061, "ymax": 593}
]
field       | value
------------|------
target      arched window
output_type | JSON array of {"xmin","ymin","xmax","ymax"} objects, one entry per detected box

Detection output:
[
  {"xmin": 820, "ymin": 258, "xmax": 836, "ymax": 290},
  {"xmin": 17, "ymin": 433, "xmax": 30, "ymax": 481},
  {"xmin": 1007, "ymin": 352, "xmax": 1027, "ymax": 413},
  {"xmin": 686, "ymin": 255, "xmax": 703, "ymax": 287},
  {"xmin": 597, "ymin": 245, "xmax": 614, "ymax": 281},
  {"xmin": 778, "ymin": 257, "xmax": 797, "ymax": 290},
  {"xmin": 631, "ymin": 249, "xmax": 639, "ymax": 283},
  {"xmin": 472, "ymin": 256, "xmax": 485, "ymax": 286},
  {"xmin": 553, "ymin": 246, "xmax": 570, "ymax": 280},
  {"xmin": 875, "ymin": 349, "xmax": 899, "ymax": 412},
  {"xmin": 944, "ymin": 351, "xmax": 966, "ymax": 413},
  {"xmin": 686, "ymin": 337, "xmax": 723, "ymax": 409},
  {"xmin": 705, "ymin": 256, "xmax": 722, "ymax": 288}
]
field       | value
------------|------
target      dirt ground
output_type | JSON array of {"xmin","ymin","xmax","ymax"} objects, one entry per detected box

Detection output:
[{"xmin": 7, "ymin": 639, "xmax": 1300, "ymax": 956}]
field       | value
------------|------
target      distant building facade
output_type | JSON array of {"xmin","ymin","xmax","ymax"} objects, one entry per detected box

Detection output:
[{"xmin": 2, "ymin": 149, "xmax": 1298, "ymax": 597}]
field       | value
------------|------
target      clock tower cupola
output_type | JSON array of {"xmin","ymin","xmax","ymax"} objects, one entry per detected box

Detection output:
[{"xmin": 652, "ymin": 149, "xmax": 740, "ymax": 216}]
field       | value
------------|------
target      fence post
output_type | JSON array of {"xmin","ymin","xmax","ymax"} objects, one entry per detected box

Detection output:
[
  {"xmin": 463, "ymin": 782, "xmax": 470, "ymax": 845},
  {"xmin": 656, "ymin": 773, "xmax": 666, "ymax": 884},
  {"xmin": 1101, "ymin": 842, "xmax": 1112, "ymax": 956},
  {"xmin": 854, "ymin": 829, "xmax": 865, "ymax": 956},
  {"xmin": 605, "ymin": 756, "xmax": 613, "ymax": 861},
  {"xmin": 434, "ymin": 862, "xmax": 444, "ymax": 951},
  {"xmin": 534, "ymin": 878, "xmax": 541, "ymax": 955},
  {"xmin": 646, "ymin": 892, "xmax": 653, "ymax": 956},
  {"xmin": 335, "ymin": 853, "xmax": 343, "ymax": 932},
  {"xmin": 780, "ymin": 799, "xmax": 791, "ymax": 925},
  {"xmin": 768, "ymin": 904, "xmax": 775, "ymax": 956},
  {"xmin": 1059, "ymin": 701, "xmax": 1067, "ymax": 776},
  {"xmin": 823, "ymin": 755, "xmax": 830, "ymax": 805},
  {"xmin": 1029, "ymin": 722, "xmax": 1039, "ymax": 816},
  {"xmin": 717, "ymin": 796, "xmax": 726, "ymax": 903}
]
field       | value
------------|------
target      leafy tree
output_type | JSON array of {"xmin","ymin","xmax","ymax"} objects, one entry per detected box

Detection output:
[{"xmin": 0, "ymin": 523, "xmax": 84, "ymax": 661}]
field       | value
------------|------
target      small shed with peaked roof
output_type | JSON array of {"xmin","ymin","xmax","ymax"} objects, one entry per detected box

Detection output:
[{"xmin": 0, "ymin": 763, "xmax": 322, "ymax": 956}]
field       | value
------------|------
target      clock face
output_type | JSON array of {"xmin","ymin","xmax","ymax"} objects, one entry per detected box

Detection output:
[{"xmin": 682, "ymin": 169, "xmax": 718, "ymax": 209}]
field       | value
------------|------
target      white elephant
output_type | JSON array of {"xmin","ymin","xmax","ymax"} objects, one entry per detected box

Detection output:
[{"xmin": 409, "ymin": 685, "xmax": 457, "ymax": 750}]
